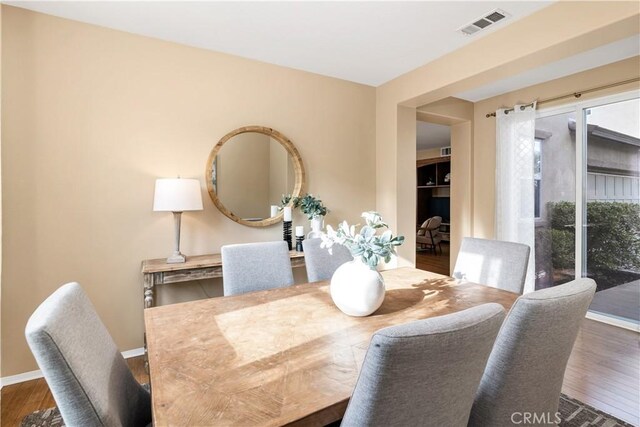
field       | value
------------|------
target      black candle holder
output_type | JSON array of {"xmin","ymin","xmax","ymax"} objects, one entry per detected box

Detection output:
[
  {"xmin": 296, "ymin": 235, "xmax": 304, "ymax": 252},
  {"xmin": 283, "ymin": 221, "xmax": 292, "ymax": 250}
]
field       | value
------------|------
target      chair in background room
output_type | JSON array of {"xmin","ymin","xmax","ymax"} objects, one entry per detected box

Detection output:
[
  {"xmin": 341, "ymin": 303, "xmax": 506, "ymax": 427},
  {"xmin": 453, "ymin": 237, "xmax": 530, "ymax": 294},
  {"xmin": 416, "ymin": 216, "xmax": 443, "ymax": 254},
  {"xmin": 469, "ymin": 278, "xmax": 596, "ymax": 426},
  {"xmin": 302, "ymin": 238, "xmax": 353, "ymax": 282},
  {"xmin": 221, "ymin": 241, "xmax": 294, "ymax": 296},
  {"xmin": 25, "ymin": 282, "xmax": 151, "ymax": 427}
]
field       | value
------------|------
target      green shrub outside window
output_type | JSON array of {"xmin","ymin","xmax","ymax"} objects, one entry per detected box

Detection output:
[{"xmin": 548, "ymin": 201, "xmax": 640, "ymax": 273}]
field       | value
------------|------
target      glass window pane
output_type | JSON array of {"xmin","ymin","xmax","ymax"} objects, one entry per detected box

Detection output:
[
  {"xmin": 584, "ymin": 97, "xmax": 640, "ymax": 325},
  {"xmin": 534, "ymin": 111, "xmax": 576, "ymax": 290}
]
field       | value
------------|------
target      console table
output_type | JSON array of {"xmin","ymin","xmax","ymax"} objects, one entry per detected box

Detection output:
[{"xmin": 141, "ymin": 251, "xmax": 306, "ymax": 308}]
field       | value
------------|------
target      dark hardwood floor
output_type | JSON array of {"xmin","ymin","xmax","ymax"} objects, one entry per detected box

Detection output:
[
  {"xmin": 562, "ymin": 319, "xmax": 639, "ymax": 425},
  {"xmin": 416, "ymin": 242, "xmax": 450, "ymax": 276},
  {"xmin": 1, "ymin": 357, "xmax": 149, "ymax": 427},
  {"xmin": 1, "ymin": 317, "xmax": 638, "ymax": 426}
]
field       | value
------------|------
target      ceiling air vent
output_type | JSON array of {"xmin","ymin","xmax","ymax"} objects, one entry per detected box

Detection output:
[{"xmin": 459, "ymin": 9, "xmax": 510, "ymax": 36}]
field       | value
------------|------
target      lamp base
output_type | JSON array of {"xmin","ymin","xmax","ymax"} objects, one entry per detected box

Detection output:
[{"xmin": 166, "ymin": 252, "xmax": 186, "ymax": 264}]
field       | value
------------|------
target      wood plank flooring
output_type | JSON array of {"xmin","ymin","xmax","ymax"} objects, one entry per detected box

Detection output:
[
  {"xmin": 1, "ymin": 357, "xmax": 148, "ymax": 427},
  {"xmin": 416, "ymin": 242, "xmax": 450, "ymax": 276},
  {"xmin": 1, "ymin": 320, "xmax": 637, "ymax": 426},
  {"xmin": 562, "ymin": 319, "xmax": 639, "ymax": 425}
]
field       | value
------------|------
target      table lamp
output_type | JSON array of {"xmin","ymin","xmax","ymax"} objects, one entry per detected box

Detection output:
[{"xmin": 153, "ymin": 178, "xmax": 203, "ymax": 263}]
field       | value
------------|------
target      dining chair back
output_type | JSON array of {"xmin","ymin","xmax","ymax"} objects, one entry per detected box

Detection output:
[
  {"xmin": 342, "ymin": 303, "xmax": 506, "ymax": 427},
  {"xmin": 25, "ymin": 282, "xmax": 151, "ymax": 427},
  {"xmin": 453, "ymin": 237, "xmax": 530, "ymax": 294},
  {"xmin": 469, "ymin": 278, "xmax": 596, "ymax": 426},
  {"xmin": 221, "ymin": 241, "xmax": 294, "ymax": 296},
  {"xmin": 302, "ymin": 238, "xmax": 353, "ymax": 282}
]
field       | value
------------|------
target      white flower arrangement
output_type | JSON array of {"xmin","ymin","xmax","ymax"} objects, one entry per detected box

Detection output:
[{"xmin": 321, "ymin": 211, "xmax": 405, "ymax": 269}]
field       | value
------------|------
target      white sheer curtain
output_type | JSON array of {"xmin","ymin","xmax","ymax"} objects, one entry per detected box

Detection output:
[{"xmin": 496, "ymin": 102, "xmax": 537, "ymax": 292}]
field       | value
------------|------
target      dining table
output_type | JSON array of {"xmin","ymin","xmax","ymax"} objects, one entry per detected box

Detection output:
[{"xmin": 144, "ymin": 267, "xmax": 519, "ymax": 426}]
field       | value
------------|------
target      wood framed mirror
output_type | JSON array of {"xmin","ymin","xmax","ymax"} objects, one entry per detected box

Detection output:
[{"xmin": 205, "ymin": 126, "xmax": 305, "ymax": 227}]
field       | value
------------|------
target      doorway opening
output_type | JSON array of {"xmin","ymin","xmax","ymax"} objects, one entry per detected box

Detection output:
[{"xmin": 415, "ymin": 120, "xmax": 451, "ymax": 276}]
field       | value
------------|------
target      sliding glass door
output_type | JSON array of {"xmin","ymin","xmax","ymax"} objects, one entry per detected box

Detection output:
[
  {"xmin": 582, "ymin": 97, "xmax": 640, "ymax": 326},
  {"xmin": 534, "ymin": 91, "xmax": 639, "ymax": 329}
]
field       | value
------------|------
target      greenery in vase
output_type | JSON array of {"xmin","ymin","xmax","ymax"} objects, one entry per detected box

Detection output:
[
  {"xmin": 322, "ymin": 211, "xmax": 405, "ymax": 269},
  {"xmin": 295, "ymin": 194, "xmax": 329, "ymax": 220},
  {"xmin": 279, "ymin": 193, "xmax": 329, "ymax": 220}
]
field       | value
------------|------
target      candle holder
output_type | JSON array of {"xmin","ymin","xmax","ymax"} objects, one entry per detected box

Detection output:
[
  {"xmin": 296, "ymin": 235, "xmax": 304, "ymax": 252},
  {"xmin": 283, "ymin": 221, "xmax": 292, "ymax": 250}
]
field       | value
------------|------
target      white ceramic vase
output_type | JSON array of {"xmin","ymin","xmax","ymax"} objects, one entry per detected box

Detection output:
[
  {"xmin": 307, "ymin": 216, "xmax": 324, "ymax": 239},
  {"xmin": 330, "ymin": 258, "xmax": 385, "ymax": 317}
]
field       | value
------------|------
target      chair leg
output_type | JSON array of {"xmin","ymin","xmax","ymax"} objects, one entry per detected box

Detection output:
[{"xmin": 439, "ymin": 243, "xmax": 443, "ymax": 255}]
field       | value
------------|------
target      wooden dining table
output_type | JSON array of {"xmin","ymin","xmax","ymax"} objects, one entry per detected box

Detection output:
[{"xmin": 144, "ymin": 267, "xmax": 518, "ymax": 426}]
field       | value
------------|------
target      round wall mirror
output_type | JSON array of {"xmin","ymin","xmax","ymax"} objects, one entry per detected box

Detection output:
[{"xmin": 205, "ymin": 126, "xmax": 305, "ymax": 227}]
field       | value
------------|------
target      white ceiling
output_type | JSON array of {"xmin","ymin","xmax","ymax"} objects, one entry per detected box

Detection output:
[
  {"xmin": 5, "ymin": 1, "xmax": 553, "ymax": 86},
  {"xmin": 417, "ymin": 122, "xmax": 450, "ymax": 151},
  {"xmin": 455, "ymin": 35, "xmax": 640, "ymax": 102}
]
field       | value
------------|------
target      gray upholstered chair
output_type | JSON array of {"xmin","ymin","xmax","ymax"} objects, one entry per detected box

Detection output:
[
  {"xmin": 221, "ymin": 241, "xmax": 294, "ymax": 296},
  {"xmin": 25, "ymin": 282, "xmax": 151, "ymax": 427},
  {"xmin": 302, "ymin": 238, "xmax": 353, "ymax": 282},
  {"xmin": 469, "ymin": 278, "xmax": 597, "ymax": 427},
  {"xmin": 416, "ymin": 216, "xmax": 443, "ymax": 254},
  {"xmin": 453, "ymin": 237, "xmax": 531, "ymax": 294},
  {"xmin": 342, "ymin": 303, "xmax": 506, "ymax": 427}
]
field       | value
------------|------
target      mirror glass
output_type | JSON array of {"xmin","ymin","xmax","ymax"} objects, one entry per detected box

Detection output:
[{"xmin": 206, "ymin": 127, "xmax": 305, "ymax": 227}]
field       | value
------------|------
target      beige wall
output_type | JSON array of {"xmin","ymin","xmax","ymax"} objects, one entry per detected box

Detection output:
[
  {"xmin": 449, "ymin": 121, "xmax": 472, "ymax": 270},
  {"xmin": 416, "ymin": 148, "xmax": 441, "ymax": 160},
  {"xmin": 395, "ymin": 106, "xmax": 416, "ymax": 268},
  {"xmin": 473, "ymin": 57, "xmax": 640, "ymax": 239},
  {"xmin": 376, "ymin": 1, "xmax": 639, "ymax": 269},
  {"xmin": 1, "ymin": 6, "xmax": 376, "ymax": 376},
  {"xmin": 0, "ymin": 4, "xmax": 3, "ymax": 378}
]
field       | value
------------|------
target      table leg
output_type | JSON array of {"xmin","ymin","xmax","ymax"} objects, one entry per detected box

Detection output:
[
  {"xmin": 143, "ymin": 274, "xmax": 155, "ymax": 373},
  {"xmin": 144, "ymin": 274, "xmax": 155, "ymax": 309}
]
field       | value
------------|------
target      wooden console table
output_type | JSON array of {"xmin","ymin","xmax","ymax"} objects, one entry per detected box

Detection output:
[{"xmin": 141, "ymin": 251, "xmax": 306, "ymax": 308}]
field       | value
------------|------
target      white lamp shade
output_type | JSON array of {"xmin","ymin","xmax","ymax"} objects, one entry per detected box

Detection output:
[{"xmin": 153, "ymin": 178, "xmax": 203, "ymax": 212}]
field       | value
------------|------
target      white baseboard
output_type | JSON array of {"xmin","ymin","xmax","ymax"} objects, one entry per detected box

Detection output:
[
  {"xmin": 0, "ymin": 347, "xmax": 145, "ymax": 388},
  {"xmin": 586, "ymin": 311, "xmax": 639, "ymax": 332},
  {"xmin": 121, "ymin": 347, "xmax": 145, "ymax": 359},
  {"xmin": 0, "ymin": 369, "xmax": 43, "ymax": 388}
]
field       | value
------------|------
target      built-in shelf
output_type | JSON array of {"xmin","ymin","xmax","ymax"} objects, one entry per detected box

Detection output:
[{"xmin": 416, "ymin": 156, "xmax": 450, "ymax": 188}]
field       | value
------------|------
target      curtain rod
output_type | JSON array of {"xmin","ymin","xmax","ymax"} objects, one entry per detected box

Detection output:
[{"xmin": 485, "ymin": 77, "xmax": 640, "ymax": 118}]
